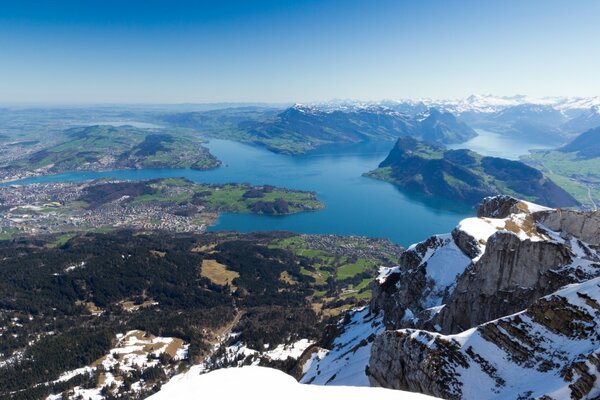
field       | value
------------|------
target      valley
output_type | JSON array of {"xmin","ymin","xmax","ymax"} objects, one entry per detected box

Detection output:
[{"xmin": 523, "ymin": 127, "xmax": 600, "ymax": 209}]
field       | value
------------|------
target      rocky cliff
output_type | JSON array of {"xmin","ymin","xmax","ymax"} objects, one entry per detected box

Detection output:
[
  {"xmin": 303, "ymin": 196, "xmax": 600, "ymax": 399},
  {"xmin": 368, "ymin": 277, "xmax": 600, "ymax": 399},
  {"xmin": 365, "ymin": 196, "xmax": 600, "ymax": 398}
]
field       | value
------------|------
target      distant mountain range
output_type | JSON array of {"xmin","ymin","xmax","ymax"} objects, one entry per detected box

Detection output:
[
  {"xmin": 161, "ymin": 104, "xmax": 477, "ymax": 154},
  {"xmin": 561, "ymin": 106, "xmax": 600, "ymax": 137},
  {"xmin": 160, "ymin": 95, "xmax": 600, "ymax": 154},
  {"xmin": 311, "ymin": 95, "xmax": 600, "ymax": 143},
  {"xmin": 366, "ymin": 136, "xmax": 579, "ymax": 207},
  {"xmin": 313, "ymin": 94, "xmax": 600, "ymax": 115}
]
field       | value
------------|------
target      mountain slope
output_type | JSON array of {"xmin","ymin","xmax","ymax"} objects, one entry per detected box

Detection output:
[
  {"xmin": 523, "ymin": 126, "xmax": 600, "ymax": 208},
  {"xmin": 162, "ymin": 105, "xmax": 477, "ymax": 154},
  {"xmin": 366, "ymin": 137, "xmax": 579, "ymax": 207},
  {"xmin": 561, "ymin": 106, "xmax": 600, "ymax": 134},
  {"xmin": 366, "ymin": 196, "xmax": 600, "ymax": 399},
  {"xmin": 369, "ymin": 277, "xmax": 600, "ymax": 399},
  {"xmin": 560, "ymin": 126, "xmax": 600, "ymax": 159}
]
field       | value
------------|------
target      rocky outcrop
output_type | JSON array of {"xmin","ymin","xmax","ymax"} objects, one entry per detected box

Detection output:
[
  {"xmin": 476, "ymin": 195, "xmax": 520, "ymax": 218},
  {"xmin": 372, "ymin": 196, "xmax": 600, "ymax": 335},
  {"xmin": 535, "ymin": 209, "xmax": 600, "ymax": 246},
  {"xmin": 433, "ymin": 230, "xmax": 576, "ymax": 334},
  {"xmin": 365, "ymin": 196, "xmax": 600, "ymax": 399},
  {"xmin": 371, "ymin": 234, "xmax": 471, "ymax": 330},
  {"xmin": 368, "ymin": 277, "xmax": 600, "ymax": 399},
  {"xmin": 368, "ymin": 330, "xmax": 466, "ymax": 399}
]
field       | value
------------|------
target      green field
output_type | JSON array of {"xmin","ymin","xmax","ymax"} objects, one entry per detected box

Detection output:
[
  {"xmin": 130, "ymin": 179, "xmax": 324, "ymax": 214},
  {"xmin": 524, "ymin": 150, "xmax": 600, "ymax": 208},
  {"xmin": 8, "ymin": 125, "xmax": 220, "ymax": 177},
  {"xmin": 267, "ymin": 235, "xmax": 403, "ymax": 314}
]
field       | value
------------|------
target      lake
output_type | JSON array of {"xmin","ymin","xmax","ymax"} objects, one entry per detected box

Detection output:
[
  {"xmin": 12, "ymin": 139, "xmax": 474, "ymax": 246},
  {"xmin": 448, "ymin": 128, "xmax": 555, "ymax": 160},
  {"xmin": 12, "ymin": 129, "xmax": 552, "ymax": 246}
]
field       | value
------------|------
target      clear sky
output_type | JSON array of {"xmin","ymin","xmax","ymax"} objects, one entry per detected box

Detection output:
[{"xmin": 1, "ymin": 0, "xmax": 599, "ymax": 104}]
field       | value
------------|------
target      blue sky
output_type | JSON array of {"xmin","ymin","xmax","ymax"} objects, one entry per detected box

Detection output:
[{"xmin": 1, "ymin": 0, "xmax": 598, "ymax": 103}]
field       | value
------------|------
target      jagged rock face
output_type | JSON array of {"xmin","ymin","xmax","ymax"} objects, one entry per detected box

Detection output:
[
  {"xmin": 368, "ymin": 330, "xmax": 465, "ymax": 399},
  {"xmin": 450, "ymin": 227, "xmax": 480, "ymax": 259},
  {"xmin": 476, "ymin": 195, "xmax": 520, "ymax": 218},
  {"xmin": 371, "ymin": 234, "xmax": 471, "ymax": 330},
  {"xmin": 372, "ymin": 195, "xmax": 600, "ymax": 335},
  {"xmin": 535, "ymin": 209, "xmax": 600, "ymax": 246},
  {"xmin": 371, "ymin": 237, "xmax": 430, "ymax": 327},
  {"xmin": 368, "ymin": 277, "xmax": 600, "ymax": 400},
  {"xmin": 434, "ymin": 231, "xmax": 575, "ymax": 334},
  {"xmin": 364, "ymin": 196, "xmax": 600, "ymax": 399}
]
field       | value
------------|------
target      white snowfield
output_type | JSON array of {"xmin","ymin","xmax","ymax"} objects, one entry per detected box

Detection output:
[{"xmin": 148, "ymin": 366, "xmax": 437, "ymax": 400}]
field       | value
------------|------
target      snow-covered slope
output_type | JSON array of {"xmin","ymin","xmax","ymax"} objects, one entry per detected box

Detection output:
[
  {"xmin": 301, "ymin": 307, "xmax": 384, "ymax": 386},
  {"xmin": 364, "ymin": 196, "xmax": 600, "ymax": 399},
  {"xmin": 369, "ymin": 277, "xmax": 600, "ymax": 399},
  {"xmin": 149, "ymin": 366, "xmax": 436, "ymax": 400}
]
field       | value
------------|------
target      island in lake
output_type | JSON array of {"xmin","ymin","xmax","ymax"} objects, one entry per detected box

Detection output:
[{"xmin": 0, "ymin": 178, "xmax": 324, "ymax": 238}]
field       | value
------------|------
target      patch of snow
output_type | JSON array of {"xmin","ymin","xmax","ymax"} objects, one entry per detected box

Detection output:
[
  {"xmin": 264, "ymin": 338, "xmax": 313, "ymax": 361},
  {"xmin": 420, "ymin": 234, "xmax": 471, "ymax": 295},
  {"xmin": 377, "ymin": 266, "xmax": 400, "ymax": 284},
  {"xmin": 64, "ymin": 261, "xmax": 86, "ymax": 272},
  {"xmin": 150, "ymin": 366, "xmax": 436, "ymax": 400}
]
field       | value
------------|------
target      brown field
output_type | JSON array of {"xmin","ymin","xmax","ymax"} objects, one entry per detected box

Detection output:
[
  {"xmin": 121, "ymin": 299, "xmax": 157, "ymax": 312},
  {"xmin": 200, "ymin": 259, "xmax": 239, "ymax": 289}
]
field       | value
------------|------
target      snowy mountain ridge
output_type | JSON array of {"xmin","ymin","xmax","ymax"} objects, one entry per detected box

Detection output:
[
  {"xmin": 305, "ymin": 95, "xmax": 600, "ymax": 115},
  {"xmin": 301, "ymin": 195, "xmax": 600, "ymax": 399}
]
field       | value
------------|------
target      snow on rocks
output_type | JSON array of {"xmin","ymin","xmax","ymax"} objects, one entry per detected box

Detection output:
[
  {"xmin": 368, "ymin": 276, "xmax": 600, "ymax": 399},
  {"xmin": 301, "ymin": 307, "xmax": 384, "ymax": 386}
]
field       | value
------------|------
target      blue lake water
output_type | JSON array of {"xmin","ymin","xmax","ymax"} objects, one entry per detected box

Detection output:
[
  {"xmin": 11, "ymin": 139, "xmax": 474, "ymax": 246},
  {"xmin": 448, "ymin": 129, "xmax": 555, "ymax": 160}
]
